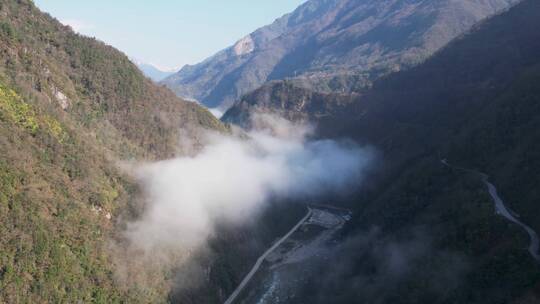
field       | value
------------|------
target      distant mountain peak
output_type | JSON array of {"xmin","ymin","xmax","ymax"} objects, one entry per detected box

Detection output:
[
  {"xmin": 162, "ymin": 0, "xmax": 520, "ymax": 110},
  {"xmin": 134, "ymin": 60, "xmax": 177, "ymax": 82}
]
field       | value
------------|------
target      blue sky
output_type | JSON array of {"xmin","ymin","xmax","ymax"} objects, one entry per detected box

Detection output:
[{"xmin": 34, "ymin": 1, "xmax": 306, "ymax": 71}]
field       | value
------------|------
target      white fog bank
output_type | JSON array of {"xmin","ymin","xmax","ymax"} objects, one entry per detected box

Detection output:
[{"xmin": 123, "ymin": 114, "xmax": 374, "ymax": 261}]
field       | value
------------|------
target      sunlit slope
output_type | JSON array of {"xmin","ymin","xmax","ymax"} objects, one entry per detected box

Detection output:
[{"xmin": 0, "ymin": 0, "xmax": 226, "ymax": 302}]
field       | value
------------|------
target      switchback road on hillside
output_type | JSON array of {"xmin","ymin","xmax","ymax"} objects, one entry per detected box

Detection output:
[
  {"xmin": 224, "ymin": 207, "xmax": 313, "ymax": 304},
  {"xmin": 442, "ymin": 159, "xmax": 540, "ymax": 261}
]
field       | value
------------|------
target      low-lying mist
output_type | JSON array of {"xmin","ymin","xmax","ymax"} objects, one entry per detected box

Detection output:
[{"xmin": 115, "ymin": 113, "xmax": 374, "ymax": 291}]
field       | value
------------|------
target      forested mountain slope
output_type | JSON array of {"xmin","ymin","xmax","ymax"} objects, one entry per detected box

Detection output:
[
  {"xmin": 225, "ymin": 0, "xmax": 540, "ymax": 302},
  {"xmin": 281, "ymin": 0, "xmax": 540, "ymax": 302},
  {"xmin": 0, "ymin": 0, "xmax": 225, "ymax": 302},
  {"xmin": 163, "ymin": 0, "xmax": 518, "ymax": 109},
  {"xmin": 0, "ymin": 0, "xmax": 224, "ymax": 159},
  {"xmin": 221, "ymin": 80, "xmax": 357, "ymax": 126}
]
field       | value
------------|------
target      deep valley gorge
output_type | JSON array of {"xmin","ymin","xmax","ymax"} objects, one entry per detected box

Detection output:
[{"xmin": 2, "ymin": 0, "xmax": 540, "ymax": 303}]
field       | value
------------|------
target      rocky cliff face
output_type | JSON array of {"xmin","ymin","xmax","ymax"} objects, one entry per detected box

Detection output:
[{"xmin": 162, "ymin": 0, "xmax": 519, "ymax": 109}]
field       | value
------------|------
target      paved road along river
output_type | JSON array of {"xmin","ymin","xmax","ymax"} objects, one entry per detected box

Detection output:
[
  {"xmin": 224, "ymin": 208, "xmax": 313, "ymax": 304},
  {"xmin": 442, "ymin": 159, "xmax": 540, "ymax": 260}
]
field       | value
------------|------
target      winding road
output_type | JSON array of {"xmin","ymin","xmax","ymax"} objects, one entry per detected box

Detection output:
[
  {"xmin": 224, "ymin": 207, "xmax": 313, "ymax": 304},
  {"xmin": 442, "ymin": 159, "xmax": 540, "ymax": 260}
]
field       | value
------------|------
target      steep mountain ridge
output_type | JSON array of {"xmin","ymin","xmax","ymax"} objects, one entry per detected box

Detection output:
[
  {"xmin": 3, "ymin": 0, "xmax": 540, "ymax": 303},
  {"xmin": 163, "ymin": 0, "xmax": 519, "ymax": 109},
  {"xmin": 0, "ymin": 0, "xmax": 225, "ymax": 302},
  {"xmin": 294, "ymin": 1, "xmax": 540, "ymax": 302},
  {"xmin": 0, "ymin": 0, "xmax": 225, "ymax": 159},
  {"xmin": 221, "ymin": 80, "xmax": 357, "ymax": 126},
  {"xmin": 224, "ymin": 1, "xmax": 540, "ymax": 302}
]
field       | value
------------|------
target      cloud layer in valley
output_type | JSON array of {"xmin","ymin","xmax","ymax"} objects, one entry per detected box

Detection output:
[{"xmin": 120, "ymin": 114, "xmax": 374, "ymax": 275}]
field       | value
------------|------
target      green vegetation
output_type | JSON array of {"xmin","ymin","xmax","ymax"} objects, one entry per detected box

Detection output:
[
  {"xmin": 0, "ymin": 85, "xmax": 39, "ymax": 133},
  {"xmin": 0, "ymin": 84, "xmax": 67, "ymax": 141},
  {"xmin": 285, "ymin": 1, "xmax": 540, "ymax": 302},
  {"xmin": 226, "ymin": 1, "xmax": 540, "ymax": 302},
  {"xmin": 0, "ymin": 21, "xmax": 19, "ymax": 43},
  {"xmin": 0, "ymin": 0, "xmax": 225, "ymax": 160},
  {"xmin": 0, "ymin": 0, "xmax": 226, "ymax": 302},
  {"xmin": 3, "ymin": 0, "xmax": 537, "ymax": 302},
  {"xmin": 0, "ymin": 82, "xmax": 127, "ymax": 302}
]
